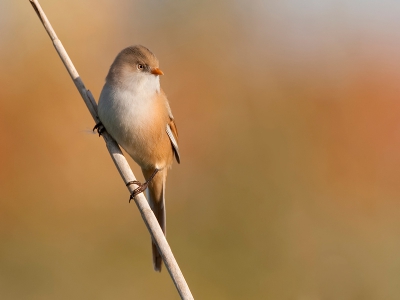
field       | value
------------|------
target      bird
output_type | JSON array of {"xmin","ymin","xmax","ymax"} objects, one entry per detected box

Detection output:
[{"xmin": 96, "ymin": 45, "xmax": 180, "ymax": 272}]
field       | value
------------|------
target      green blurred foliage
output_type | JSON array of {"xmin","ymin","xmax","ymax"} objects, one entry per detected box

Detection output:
[{"xmin": 1, "ymin": 0, "xmax": 400, "ymax": 299}]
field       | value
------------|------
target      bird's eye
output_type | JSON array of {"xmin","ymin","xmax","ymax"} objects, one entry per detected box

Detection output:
[{"xmin": 137, "ymin": 64, "xmax": 144, "ymax": 70}]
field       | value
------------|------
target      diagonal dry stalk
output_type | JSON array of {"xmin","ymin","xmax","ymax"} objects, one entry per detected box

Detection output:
[{"xmin": 28, "ymin": 1, "xmax": 194, "ymax": 299}]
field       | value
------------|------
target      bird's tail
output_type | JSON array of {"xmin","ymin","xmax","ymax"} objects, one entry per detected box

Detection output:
[{"xmin": 143, "ymin": 168, "xmax": 167, "ymax": 272}]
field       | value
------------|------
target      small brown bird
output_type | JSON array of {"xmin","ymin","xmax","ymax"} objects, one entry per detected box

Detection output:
[{"xmin": 97, "ymin": 45, "xmax": 180, "ymax": 272}]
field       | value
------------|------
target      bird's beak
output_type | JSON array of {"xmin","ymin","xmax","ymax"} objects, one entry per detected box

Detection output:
[{"xmin": 151, "ymin": 67, "xmax": 164, "ymax": 76}]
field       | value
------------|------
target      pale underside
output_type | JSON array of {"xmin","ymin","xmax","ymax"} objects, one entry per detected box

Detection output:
[{"xmin": 98, "ymin": 71, "xmax": 176, "ymax": 170}]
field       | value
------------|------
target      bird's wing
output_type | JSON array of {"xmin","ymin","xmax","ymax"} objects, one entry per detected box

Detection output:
[{"xmin": 166, "ymin": 118, "xmax": 180, "ymax": 164}]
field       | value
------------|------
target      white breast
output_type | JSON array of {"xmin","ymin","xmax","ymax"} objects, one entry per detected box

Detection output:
[{"xmin": 98, "ymin": 72, "xmax": 161, "ymax": 158}]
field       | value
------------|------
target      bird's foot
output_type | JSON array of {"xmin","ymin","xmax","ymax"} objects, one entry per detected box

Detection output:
[
  {"xmin": 126, "ymin": 180, "xmax": 149, "ymax": 202},
  {"xmin": 93, "ymin": 122, "xmax": 105, "ymax": 136},
  {"xmin": 126, "ymin": 169, "xmax": 159, "ymax": 203}
]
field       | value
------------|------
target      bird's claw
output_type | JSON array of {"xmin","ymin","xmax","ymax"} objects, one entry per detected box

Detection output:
[
  {"xmin": 126, "ymin": 180, "xmax": 148, "ymax": 202},
  {"xmin": 126, "ymin": 169, "xmax": 158, "ymax": 203},
  {"xmin": 93, "ymin": 122, "xmax": 105, "ymax": 136}
]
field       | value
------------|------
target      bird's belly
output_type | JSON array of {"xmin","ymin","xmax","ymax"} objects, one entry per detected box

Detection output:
[{"xmin": 98, "ymin": 87, "xmax": 172, "ymax": 169}]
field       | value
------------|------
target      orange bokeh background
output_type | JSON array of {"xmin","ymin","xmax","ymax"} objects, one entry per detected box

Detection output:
[{"xmin": 1, "ymin": 1, "xmax": 400, "ymax": 299}]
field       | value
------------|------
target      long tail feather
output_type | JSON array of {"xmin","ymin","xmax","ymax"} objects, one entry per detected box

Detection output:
[{"xmin": 143, "ymin": 168, "xmax": 166, "ymax": 272}]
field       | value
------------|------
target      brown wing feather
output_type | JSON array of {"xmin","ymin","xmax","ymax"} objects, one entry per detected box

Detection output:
[{"xmin": 167, "ymin": 118, "xmax": 180, "ymax": 164}]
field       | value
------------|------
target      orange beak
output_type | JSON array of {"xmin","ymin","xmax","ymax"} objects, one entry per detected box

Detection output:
[{"xmin": 151, "ymin": 67, "xmax": 164, "ymax": 76}]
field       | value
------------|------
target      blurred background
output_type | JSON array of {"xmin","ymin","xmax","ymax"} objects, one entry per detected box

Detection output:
[{"xmin": 1, "ymin": 0, "xmax": 400, "ymax": 299}]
